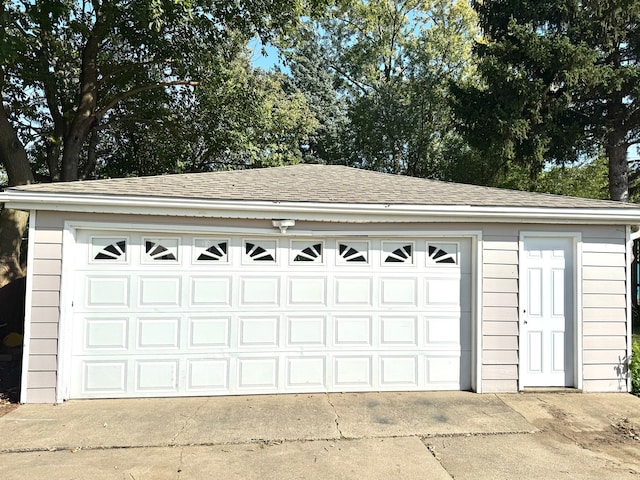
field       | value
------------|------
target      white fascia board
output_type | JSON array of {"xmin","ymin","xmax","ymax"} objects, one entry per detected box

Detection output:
[{"xmin": 3, "ymin": 191, "xmax": 640, "ymax": 224}]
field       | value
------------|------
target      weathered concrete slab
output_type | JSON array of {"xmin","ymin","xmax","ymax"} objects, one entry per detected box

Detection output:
[
  {"xmin": 498, "ymin": 392, "xmax": 640, "ymax": 431},
  {"xmin": 0, "ymin": 437, "xmax": 449, "ymax": 480},
  {"xmin": 2, "ymin": 391, "xmax": 638, "ymax": 480},
  {"xmin": 330, "ymin": 391, "xmax": 535, "ymax": 438},
  {"xmin": 0, "ymin": 394, "xmax": 340, "ymax": 451},
  {"xmin": 429, "ymin": 392, "xmax": 640, "ymax": 480},
  {"xmin": 427, "ymin": 431, "xmax": 640, "ymax": 480}
]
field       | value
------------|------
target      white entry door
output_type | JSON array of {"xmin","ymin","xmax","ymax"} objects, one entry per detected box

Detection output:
[{"xmin": 521, "ymin": 237, "xmax": 574, "ymax": 387}]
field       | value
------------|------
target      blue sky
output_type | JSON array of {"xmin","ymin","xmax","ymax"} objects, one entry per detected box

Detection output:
[{"xmin": 248, "ymin": 38, "xmax": 283, "ymax": 71}]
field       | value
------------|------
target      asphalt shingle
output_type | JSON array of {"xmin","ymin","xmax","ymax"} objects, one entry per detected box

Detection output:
[{"xmin": 8, "ymin": 164, "xmax": 636, "ymax": 209}]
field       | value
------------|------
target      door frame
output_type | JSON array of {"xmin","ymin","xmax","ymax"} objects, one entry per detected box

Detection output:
[{"xmin": 518, "ymin": 232, "xmax": 582, "ymax": 391}]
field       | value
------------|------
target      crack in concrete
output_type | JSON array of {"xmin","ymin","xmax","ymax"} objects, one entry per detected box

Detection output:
[
  {"xmin": 326, "ymin": 394, "xmax": 344, "ymax": 439},
  {"xmin": 421, "ymin": 439, "xmax": 455, "ymax": 480},
  {"xmin": 170, "ymin": 398, "xmax": 209, "ymax": 446}
]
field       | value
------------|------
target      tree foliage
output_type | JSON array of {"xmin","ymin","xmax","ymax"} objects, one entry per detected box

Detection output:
[
  {"xmin": 1, "ymin": 0, "xmax": 317, "ymax": 185},
  {"xmin": 0, "ymin": 0, "xmax": 324, "ymax": 277},
  {"xmin": 284, "ymin": 0, "xmax": 482, "ymax": 180},
  {"xmin": 96, "ymin": 51, "xmax": 317, "ymax": 178},
  {"xmin": 454, "ymin": 0, "xmax": 640, "ymax": 201}
]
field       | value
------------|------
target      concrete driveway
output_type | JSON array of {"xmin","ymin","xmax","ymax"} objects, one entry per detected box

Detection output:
[{"xmin": 0, "ymin": 391, "xmax": 638, "ymax": 479}]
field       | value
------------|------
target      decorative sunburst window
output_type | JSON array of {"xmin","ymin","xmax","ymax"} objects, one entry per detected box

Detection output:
[
  {"xmin": 292, "ymin": 241, "xmax": 323, "ymax": 263},
  {"xmin": 383, "ymin": 243, "xmax": 413, "ymax": 264},
  {"xmin": 143, "ymin": 238, "xmax": 179, "ymax": 262},
  {"xmin": 194, "ymin": 239, "xmax": 229, "ymax": 263},
  {"xmin": 426, "ymin": 243, "xmax": 457, "ymax": 265},
  {"xmin": 92, "ymin": 238, "xmax": 127, "ymax": 262},
  {"xmin": 243, "ymin": 240, "xmax": 276, "ymax": 263},
  {"xmin": 337, "ymin": 242, "xmax": 368, "ymax": 264}
]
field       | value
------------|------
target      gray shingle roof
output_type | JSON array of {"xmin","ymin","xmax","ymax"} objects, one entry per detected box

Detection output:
[{"xmin": 8, "ymin": 164, "xmax": 637, "ymax": 209}]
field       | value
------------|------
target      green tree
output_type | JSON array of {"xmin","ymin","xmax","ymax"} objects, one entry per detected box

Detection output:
[
  {"xmin": 489, "ymin": 156, "xmax": 609, "ymax": 199},
  {"xmin": 285, "ymin": 30, "xmax": 350, "ymax": 164},
  {"xmin": 454, "ymin": 0, "xmax": 640, "ymax": 201},
  {"xmin": 0, "ymin": 0, "xmax": 323, "ymax": 283},
  {"xmin": 97, "ymin": 51, "xmax": 317, "ymax": 178},
  {"xmin": 284, "ymin": 0, "xmax": 481, "ymax": 178}
]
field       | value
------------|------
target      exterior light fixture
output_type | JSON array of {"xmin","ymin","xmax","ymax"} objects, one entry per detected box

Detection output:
[{"xmin": 272, "ymin": 219, "xmax": 295, "ymax": 234}]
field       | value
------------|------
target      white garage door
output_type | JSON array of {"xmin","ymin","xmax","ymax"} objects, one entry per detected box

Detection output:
[{"xmin": 68, "ymin": 230, "xmax": 472, "ymax": 398}]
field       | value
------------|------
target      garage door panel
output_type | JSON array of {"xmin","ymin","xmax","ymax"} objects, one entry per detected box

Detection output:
[
  {"xmin": 239, "ymin": 317, "xmax": 279, "ymax": 347},
  {"xmin": 380, "ymin": 316, "xmax": 418, "ymax": 345},
  {"xmin": 286, "ymin": 357, "xmax": 326, "ymax": 389},
  {"xmin": 334, "ymin": 356, "xmax": 373, "ymax": 387},
  {"xmin": 188, "ymin": 317, "xmax": 230, "ymax": 348},
  {"xmin": 137, "ymin": 318, "xmax": 180, "ymax": 349},
  {"xmin": 187, "ymin": 359, "xmax": 229, "ymax": 391},
  {"xmin": 237, "ymin": 357, "xmax": 278, "ymax": 390},
  {"xmin": 86, "ymin": 276, "xmax": 129, "ymax": 307},
  {"xmin": 135, "ymin": 360, "xmax": 178, "ymax": 392},
  {"xmin": 82, "ymin": 361, "xmax": 127, "ymax": 394},
  {"xmin": 335, "ymin": 277, "xmax": 372, "ymax": 305},
  {"xmin": 190, "ymin": 276, "xmax": 231, "ymax": 306},
  {"xmin": 288, "ymin": 277, "xmax": 327, "ymax": 305},
  {"xmin": 380, "ymin": 277, "xmax": 417, "ymax": 305},
  {"xmin": 426, "ymin": 356, "xmax": 461, "ymax": 386},
  {"xmin": 287, "ymin": 316, "xmax": 326, "ymax": 346},
  {"xmin": 139, "ymin": 277, "xmax": 181, "ymax": 306},
  {"xmin": 380, "ymin": 356, "xmax": 418, "ymax": 387},
  {"xmin": 425, "ymin": 315, "xmax": 461, "ymax": 344},
  {"xmin": 84, "ymin": 317, "xmax": 129, "ymax": 350},
  {"xmin": 71, "ymin": 232, "xmax": 473, "ymax": 398},
  {"xmin": 240, "ymin": 277, "xmax": 279, "ymax": 305},
  {"xmin": 334, "ymin": 316, "xmax": 372, "ymax": 346},
  {"xmin": 425, "ymin": 277, "xmax": 460, "ymax": 306}
]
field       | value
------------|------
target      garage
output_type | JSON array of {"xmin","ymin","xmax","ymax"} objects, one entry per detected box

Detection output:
[
  {"xmin": 3, "ymin": 163, "xmax": 639, "ymax": 403},
  {"xmin": 68, "ymin": 230, "xmax": 472, "ymax": 398}
]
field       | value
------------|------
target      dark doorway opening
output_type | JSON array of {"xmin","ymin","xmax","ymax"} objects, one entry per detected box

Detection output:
[{"xmin": 0, "ymin": 276, "xmax": 25, "ymax": 403}]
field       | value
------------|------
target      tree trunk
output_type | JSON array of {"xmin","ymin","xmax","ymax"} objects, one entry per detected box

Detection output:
[
  {"xmin": 0, "ymin": 104, "xmax": 34, "ymax": 187},
  {"xmin": 81, "ymin": 125, "xmax": 100, "ymax": 180},
  {"xmin": 606, "ymin": 126, "xmax": 629, "ymax": 202},
  {"xmin": 61, "ymin": 130, "xmax": 88, "ymax": 181},
  {"xmin": 0, "ymin": 209, "xmax": 28, "ymax": 287},
  {"xmin": 0, "ymin": 99, "xmax": 34, "ymax": 285},
  {"xmin": 61, "ymin": 5, "xmax": 106, "ymax": 182}
]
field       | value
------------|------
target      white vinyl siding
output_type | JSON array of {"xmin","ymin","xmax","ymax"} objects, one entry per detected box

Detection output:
[
  {"xmin": 481, "ymin": 231, "xmax": 519, "ymax": 393},
  {"xmin": 26, "ymin": 226, "xmax": 63, "ymax": 403},
  {"xmin": 581, "ymin": 231, "xmax": 629, "ymax": 392}
]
